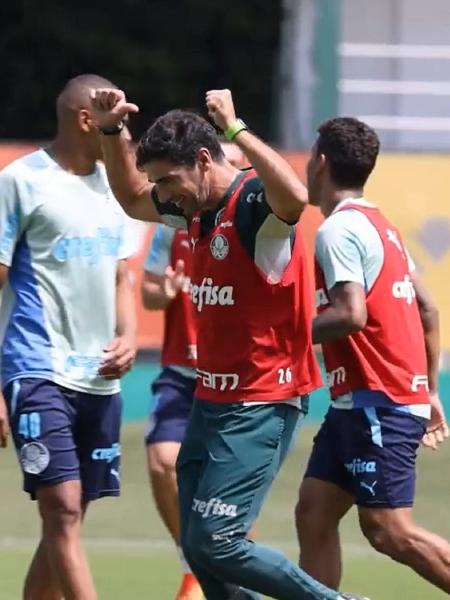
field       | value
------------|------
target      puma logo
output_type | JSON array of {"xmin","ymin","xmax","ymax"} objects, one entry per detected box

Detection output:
[
  {"xmin": 110, "ymin": 468, "xmax": 120, "ymax": 483},
  {"xmin": 360, "ymin": 480, "xmax": 377, "ymax": 497}
]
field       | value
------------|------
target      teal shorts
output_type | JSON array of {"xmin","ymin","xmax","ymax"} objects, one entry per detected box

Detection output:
[{"xmin": 177, "ymin": 397, "xmax": 308, "ymax": 544}]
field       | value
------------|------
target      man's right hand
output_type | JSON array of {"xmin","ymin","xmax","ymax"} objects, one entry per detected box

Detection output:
[
  {"xmin": 90, "ymin": 88, "xmax": 139, "ymax": 130},
  {"xmin": 163, "ymin": 259, "xmax": 187, "ymax": 300},
  {"xmin": 0, "ymin": 392, "xmax": 10, "ymax": 448}
]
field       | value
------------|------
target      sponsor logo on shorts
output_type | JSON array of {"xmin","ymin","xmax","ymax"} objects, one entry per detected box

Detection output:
[
  {"xmin": 211, "ymin": 530, "xmax": 235, "ymax": 544},
  {"xmin": 91, "ymin": 443, "xmax": 121, "ymax": 463},
  {"xmin": 326, "ymin": 367, "xmax": 346, "ymax": 388},
  {"xmin": 110, "ymin": 468, "xmax": 120, "ymax": 483},
  {"xmin": 192, "ymin": 497, "xmax": 238, "ymax": 519},
  {"xmin": 190, "ymin": 278, "xmax": 235, "ymax": 312},
  {"xmin": 210, "ymin": 234, "xmax": 229, "ymax": 260},
  {"xmin": 392, "ymin": 274, "xmax": 416, "ymax": 304},
  {"xmin": 20, "ymin": 441, "xmax": 50, "ymax": 475},
  {"xmin": 196, "ymin": 370, "xmax": 239, "ymax": 392},
  {"xmin": 344, "ymin": 458, "xmax": 377, "ymax": 476}
]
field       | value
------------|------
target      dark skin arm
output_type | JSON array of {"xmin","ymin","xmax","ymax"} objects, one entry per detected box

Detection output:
[
  {"xmin": 411, "ymin": 271, "xmax": 440, "ymax": 395},
  {"xmin": 98, "ymin": 259, "xmax": 137, "ymax": 380},
  {"xmin": 411, "ymin": 271, "xmax": 449, "ymax": 449},
  {"xmin": 312, "ymin": 282, "xmax": 367, "ymax": 344}
]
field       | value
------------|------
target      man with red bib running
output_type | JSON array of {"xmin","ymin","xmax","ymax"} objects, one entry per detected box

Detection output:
[
  {"xmin": 296, "ymin": 117, "xmax": 450, "ymax": 595},
  {"xmin": 90, "ymin": 88, "xmax": 367, "ymax": 600}
]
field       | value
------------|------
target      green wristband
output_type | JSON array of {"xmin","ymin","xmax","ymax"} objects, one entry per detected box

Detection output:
[{"xmin": 224, "ymin": 119, "xmax": 248, "ymax": 141}]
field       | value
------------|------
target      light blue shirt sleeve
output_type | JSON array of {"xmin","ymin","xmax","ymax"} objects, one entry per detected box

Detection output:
[
  {"xmin": 0, "ymin": 171, "xmax": 25, "ymax": 267},
  {"xmin": 316, "ymin": 209, "xmax": 417, "ymax": 294},
  {"xmin": 315, "ymin": 214, "xmax": 367, "ymax": 292},
  {"xmin": 144, "ymin": 224, "xmax": 176, "ymax": 276}
]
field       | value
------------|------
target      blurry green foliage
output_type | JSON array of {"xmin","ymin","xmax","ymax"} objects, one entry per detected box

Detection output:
[{"xmin": 0, "ymin": 0, "xmax": 281, "ymax": 140}]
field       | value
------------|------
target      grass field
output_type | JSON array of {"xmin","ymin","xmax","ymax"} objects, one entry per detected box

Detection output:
[{"xmin": 1, "ymin": 422, "xmax": 450, "ymax": 599}]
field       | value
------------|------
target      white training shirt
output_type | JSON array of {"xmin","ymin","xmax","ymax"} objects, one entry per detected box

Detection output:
[{"xmin": 0, "ymin": 149, "xmax": 134, "ymax": 394}]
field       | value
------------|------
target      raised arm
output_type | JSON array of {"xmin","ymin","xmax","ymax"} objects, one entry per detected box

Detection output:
[
  {"xmin": 206, "ymin": 89, "xmax": 308, "ymax": 223},
  {"xmin": 90, "ymin": 88, "xmax": 161, "ymax": 223}
]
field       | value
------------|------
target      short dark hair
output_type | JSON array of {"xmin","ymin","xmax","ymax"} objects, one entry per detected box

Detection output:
[
  {"xmin": 136, "ymin": 110, "xmax": 224, "ymax": 169},
  {"xmin": 57, "ymin": 74, "xmax": 116, "ymax": 115},
  {"xmin": 316, "ymin": 117, "xmax": 380, "ymax": 188}
]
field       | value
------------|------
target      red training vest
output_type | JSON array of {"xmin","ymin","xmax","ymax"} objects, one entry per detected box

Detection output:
[
  {"xmin": 315, "ymin": 204, "xmax": 429, "ymax": 405},
  {"xmin": 161, "ymin": 230, "xmax": 197, "ymax": 369},
  {"xmin": 189, "ymin": 171, "xmax": 322, "ymax": 403}
]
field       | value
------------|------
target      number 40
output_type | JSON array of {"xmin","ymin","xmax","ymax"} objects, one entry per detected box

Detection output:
[
  {"xmin": 18, "ymin": 412, "xmax": 41, "ymax": 439},
  {"xmin": 278, "ymin": 368, "xmax": 292, "ymax": 384}
]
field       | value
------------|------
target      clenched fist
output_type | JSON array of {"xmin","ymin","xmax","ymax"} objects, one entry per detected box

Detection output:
[
  {"xmin": 90, "ymin": 88, "xmax": 139, "ymax": 129},
  {"xmin": 206, "ymin": 89, "xmax": 237, "ymax": 132}
]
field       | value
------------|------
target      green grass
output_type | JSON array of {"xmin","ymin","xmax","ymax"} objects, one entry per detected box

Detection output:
[{"xmin": 1, "ymin": 422, "xmax": 450, "ymax": 599}]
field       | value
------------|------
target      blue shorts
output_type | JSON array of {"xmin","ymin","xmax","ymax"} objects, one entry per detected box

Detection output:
[
  {"xmin": 145, "ymin": 367, "xmax": 196, "ymax": 445},
  {"xmin": 304, "ymin": 406, "xmax": 427, "ymax": 508},
  {"xmin": 4, "ymin": 377, "xmax": 122, "ymax": 502}
]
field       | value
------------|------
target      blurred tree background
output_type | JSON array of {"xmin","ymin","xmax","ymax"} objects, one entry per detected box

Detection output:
[{"xmin": 0, "ymin": 0, "xmax": 282, "ymax": 140}]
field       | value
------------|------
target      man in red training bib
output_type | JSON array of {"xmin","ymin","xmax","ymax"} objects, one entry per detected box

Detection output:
[
  {"xmin": 143, "ymin": 142, "xmax": 254, "ymax": 600},
  {"xmin": 90, "ymin": 87, "xmax": 367, "ymax": 600},
  {"xmin": 296, "ymin": 116, "xmax": 450, "ymax": 596}
]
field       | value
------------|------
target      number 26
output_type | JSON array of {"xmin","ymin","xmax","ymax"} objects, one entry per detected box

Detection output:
[{"xmin": 278, "ymin": 368, "xmax": 292, "ymax": 384}]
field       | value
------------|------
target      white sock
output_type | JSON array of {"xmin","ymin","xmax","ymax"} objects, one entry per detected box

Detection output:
[{"xmin": 177, "ymin": 546, "xmax": 192, "ymax": 574}]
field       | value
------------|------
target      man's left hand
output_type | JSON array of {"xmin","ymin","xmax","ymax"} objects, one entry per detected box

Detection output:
[{"xmin": 99, "ymin": 335, "xmax": 136, "ymax": 380}]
